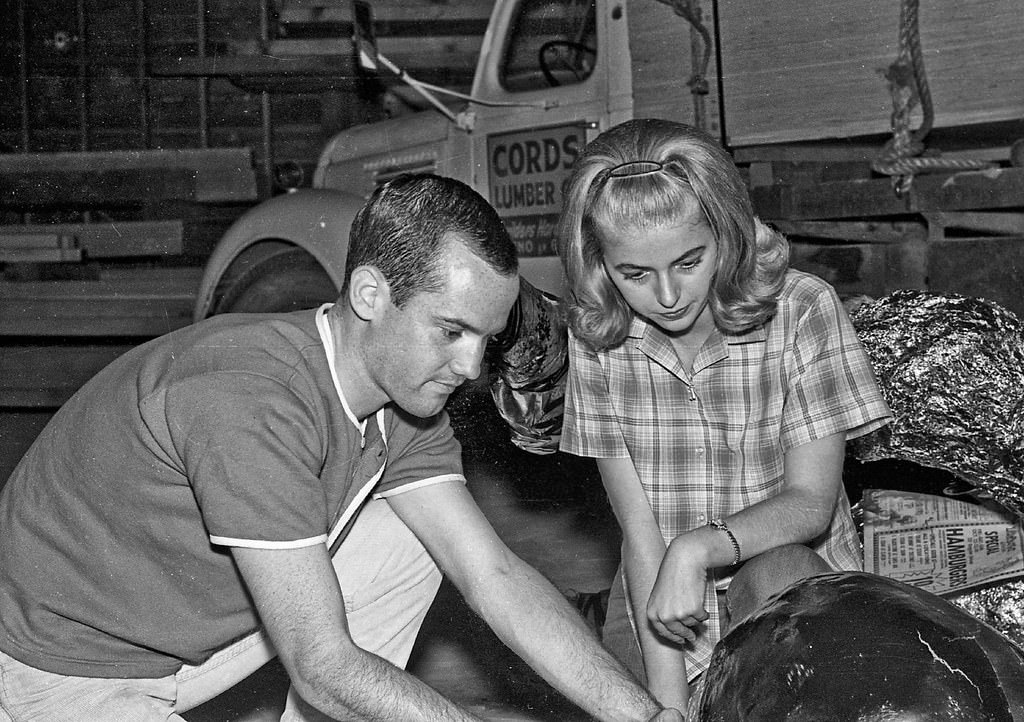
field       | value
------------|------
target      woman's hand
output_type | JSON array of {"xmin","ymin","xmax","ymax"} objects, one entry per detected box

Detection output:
[{"xmin": 646, "ymin": 532, "xmax": 712, "ymax": 644}]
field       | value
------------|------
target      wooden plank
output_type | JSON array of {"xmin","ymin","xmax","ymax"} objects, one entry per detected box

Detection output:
[
  {"xmin": 256, "ymin": 36, "xmax": 481, "ymax": 67},
  {"xmin": 793, "ymin": 234, "xmax": 1024, "ymax": 321},
  {"xmin": 1, "ymin": 221, "xmax": 184, "ymax": 258},
  {"xmin": 789, "ymin": 241, "xmax": 894, "ymax": 299},
  {"xmin": 279, "ymin": 17, "xmax": 488, "ymax": 38},
  {"xmin": 0, "ymin": 267, "xmax": 201, "ymax": 337},
  {"xmin": 0, "ymin": 149, "xmax": 258, "ymax": 203},
  {"xmin": 0, "ymin": 298, "xmax": 195, "ymax": 337},
  {"xmin": 734, "ymin": 143, "xmax": 1013, "ymax": 164},
  {"xmin": 929, "ymin": 236, "xmax": 1024, "ymax": 320},
  {"xmin": 162, "ymin": 36, "xmax": 484, "ymax": 64},
  {"xmin": 152, "ymin": 50, "xmax": 477, "ymax": 88},
  {"xmin": 927, "ymin": 212, "xmax": 1024, "ymax": 236},
  {"xmin": 716, "ymin": 0, "xmax": 1024, "ymax": 146},
  {"xmin": 0, "ymin": 232, "xmax": 82, "ymax": 263},
  {"xmin": 153, "ymin": 54, "xmax": 360, "ymax": 79},
  {"xmin": 0, "ymin": 148, "xmax": 255, "ymax": 174},
  {"xmin": 0, "ymin": 412, "xmax": 55, "ymax": 484},
  {"xmin": 772, "ymin": 220, "xmax": 927, "ymax": 245},
  {"xmin": 277, "ymin": 0, "xmax": 495, "ymax": 24},
  {"xmin": 0, "ymin": 169, "xmax": 195, "ymax": 209},
  {"xmin": 0, "ymin": 233, "xmax": 74, "ymax": 249},
  {"xmin": 0, "ymin": 345, "xmax": 135, "ymax": 407},
  {"xmin": 752, "ymin": 166, "xmax": 1024, "ymax": 221}
]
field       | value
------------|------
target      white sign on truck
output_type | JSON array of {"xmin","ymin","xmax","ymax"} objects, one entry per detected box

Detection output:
[{"xmin": 487, "ymin": 123, "xmax": 585, "ymax": 258}]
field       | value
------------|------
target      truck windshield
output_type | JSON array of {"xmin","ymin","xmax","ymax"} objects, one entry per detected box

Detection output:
[{"xmin": 500, "ymin": 0, "xmax": 597, "ymax": 92}]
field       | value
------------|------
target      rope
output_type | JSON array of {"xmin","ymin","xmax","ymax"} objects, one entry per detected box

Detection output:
[
  {"xmin": 653, "ymin": 0, "xmax": 711, "ymax": 130},
  {"xmin": 872, "ymin": 0, "xmax": 995, "ymax": 195}
]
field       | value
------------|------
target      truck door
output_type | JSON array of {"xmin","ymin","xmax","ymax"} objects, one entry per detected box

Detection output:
[{"xmin": 470, "ymin": 0, "xmax": 609, "ymax": 294}]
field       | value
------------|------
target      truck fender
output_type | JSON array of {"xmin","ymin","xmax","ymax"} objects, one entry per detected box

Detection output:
[{"xmin": 192, "ymin": 188, "xmax": 366, "ymax": 321}]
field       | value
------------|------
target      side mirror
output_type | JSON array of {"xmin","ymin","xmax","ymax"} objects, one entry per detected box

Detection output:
[{"xmin": 351, "ymin": 0, "xmax": 378, "ymax": 72}]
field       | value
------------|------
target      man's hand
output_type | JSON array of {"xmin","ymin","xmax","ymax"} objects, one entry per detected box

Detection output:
[
  {"xmin": 389, "ymin": 480, "xmax": 665, "ymax": 722},
  {"xmin": 647, "ymin": 531, "xmax": 712, "ymax": 644},
  {"xmin": 649, "ymin": 707, "xmax": 686, "ymax": 721}
]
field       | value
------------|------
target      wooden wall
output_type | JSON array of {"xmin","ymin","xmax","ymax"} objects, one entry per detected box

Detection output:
[{"xmin": 0, "ymin": 0, "xmax": 487, "ymax": 200}]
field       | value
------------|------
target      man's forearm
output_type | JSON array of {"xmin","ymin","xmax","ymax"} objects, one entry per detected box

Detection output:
[
  {"xmin": 289, "ymin": 643, "xmax": 483, "ymax": 721},
  {"xmin": 232, "ymin": 536, "xmax": 485, "ymax": 720},
  {"xmin": 462, "ymin": 555, "xmax": 665, "ymax": 722}
]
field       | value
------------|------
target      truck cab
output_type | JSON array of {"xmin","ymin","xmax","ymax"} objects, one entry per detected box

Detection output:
[
  {"xmin": 311, "ymin": 0, "xmax": 610, "ymax": 296},
  {"xmin": 191, "ymin": 0, "xmax": 700, "ymax": 318}
]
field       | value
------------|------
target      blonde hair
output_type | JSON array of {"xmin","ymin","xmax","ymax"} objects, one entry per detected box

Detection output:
[{"xmin": 556, "ymin": 119, "xmax": 788, "ymax": 351}]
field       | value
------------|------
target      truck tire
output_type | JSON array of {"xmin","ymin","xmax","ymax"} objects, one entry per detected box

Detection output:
[{"xmin": 214, "ymin": 248, "xmax": 338, "ymax": 314}]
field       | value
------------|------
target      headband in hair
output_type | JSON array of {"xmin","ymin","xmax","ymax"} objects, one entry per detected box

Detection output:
[{"xmin": 608, "ymin": 160, "xmax": 664, "ymax": 178}]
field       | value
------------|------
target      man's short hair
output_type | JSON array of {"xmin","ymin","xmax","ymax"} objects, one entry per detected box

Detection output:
[{"xmin": 343, "ymin": 174, "xmax": 519, "ymax": 308}]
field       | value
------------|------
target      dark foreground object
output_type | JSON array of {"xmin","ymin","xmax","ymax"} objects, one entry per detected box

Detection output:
[{"xmin": 695, "ymin": 572, "xmax": 1024, "ymax": 721}]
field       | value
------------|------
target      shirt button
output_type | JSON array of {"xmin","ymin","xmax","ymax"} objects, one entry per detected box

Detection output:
[
  {"xmin": 698, "ymin": 514, "xmax": 706, "ymax": 523},
  {"xmin": 696, "ymin": 448, "xmax": 705, "ymax": 455}
]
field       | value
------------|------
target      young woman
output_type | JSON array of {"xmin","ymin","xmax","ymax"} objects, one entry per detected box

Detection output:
[{"xmin": 556, "ymin": 119, "xmax": 891, "ymax": 710}]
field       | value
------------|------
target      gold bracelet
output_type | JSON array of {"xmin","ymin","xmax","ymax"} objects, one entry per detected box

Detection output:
[{"xmin": 708, "ymin": 518, "xmax": 741, "ymax": 566}]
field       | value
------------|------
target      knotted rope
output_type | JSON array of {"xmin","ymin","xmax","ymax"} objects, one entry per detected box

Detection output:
[
  {"xmin": 872, "ymin": 0, "xmax": 995, "ymax": 196},
  {"xmin": 654, "ymin": 0, "xmax": 712, "ymax": 130}
]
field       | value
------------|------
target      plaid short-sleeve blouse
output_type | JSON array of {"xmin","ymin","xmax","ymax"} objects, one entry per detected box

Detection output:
[{"xmin": 560, "ymin": 270, "xmax": 892, "ymax": 680}]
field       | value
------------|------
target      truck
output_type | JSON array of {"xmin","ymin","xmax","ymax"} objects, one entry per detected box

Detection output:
[{"xmin": 191, "ymin": 0, "xmax": 1024, "ymax": 322}]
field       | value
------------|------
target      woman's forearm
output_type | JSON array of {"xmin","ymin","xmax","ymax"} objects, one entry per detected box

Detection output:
[
  {"xmin": 622, "ymin": 536, "xmax": 689, "ymax": 711},
  {"xmin": 709, "ymin": 431, "xmax": 849, "ymax": 562}
]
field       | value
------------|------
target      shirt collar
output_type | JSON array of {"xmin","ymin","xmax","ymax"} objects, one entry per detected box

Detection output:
[
  {"xmin": 627, "ymin": 314, "xmax": 767, "ymax": 373},
  {"xmin": 626, "ymin": 313, "xmax": 767, "ymax": 345},
  {"xmin": 315, "ymin": 303, "xmax": 387, "ymax": 447}
]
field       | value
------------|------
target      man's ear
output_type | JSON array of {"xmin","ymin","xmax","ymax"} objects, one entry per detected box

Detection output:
[{"xmin": 347, "ymin": 265, "xmax": 390, "ymax": 321}]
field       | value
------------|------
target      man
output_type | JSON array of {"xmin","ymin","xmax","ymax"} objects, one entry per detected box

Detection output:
[{"xmin": 0, "ymin": 175, "xmax": 680, "ymax": 721}]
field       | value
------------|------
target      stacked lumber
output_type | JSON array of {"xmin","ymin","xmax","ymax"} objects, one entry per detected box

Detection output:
[
  {"xmin": 0, "ymin": 266, "xmax": 202, "ymax": 406},
  {"xmin": 716, "ymin": 0, "xmax": 1024, "ymax": 147},
  {"xmin": 153, "ymin": 0, "xmax": 491, "ymax": 91}
]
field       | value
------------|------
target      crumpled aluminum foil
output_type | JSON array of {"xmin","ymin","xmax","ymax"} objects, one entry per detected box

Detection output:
[
  {"xmin": 848, "ymin": 290, "xmax": 1024, "ymax": 519},
  {"xmin": 951, "ymin": 580, "xmax": 1024, "ymax": 651},
  {"xmin": 487, "ymin": 278, "xmax": 568, "ymax": 454}
]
